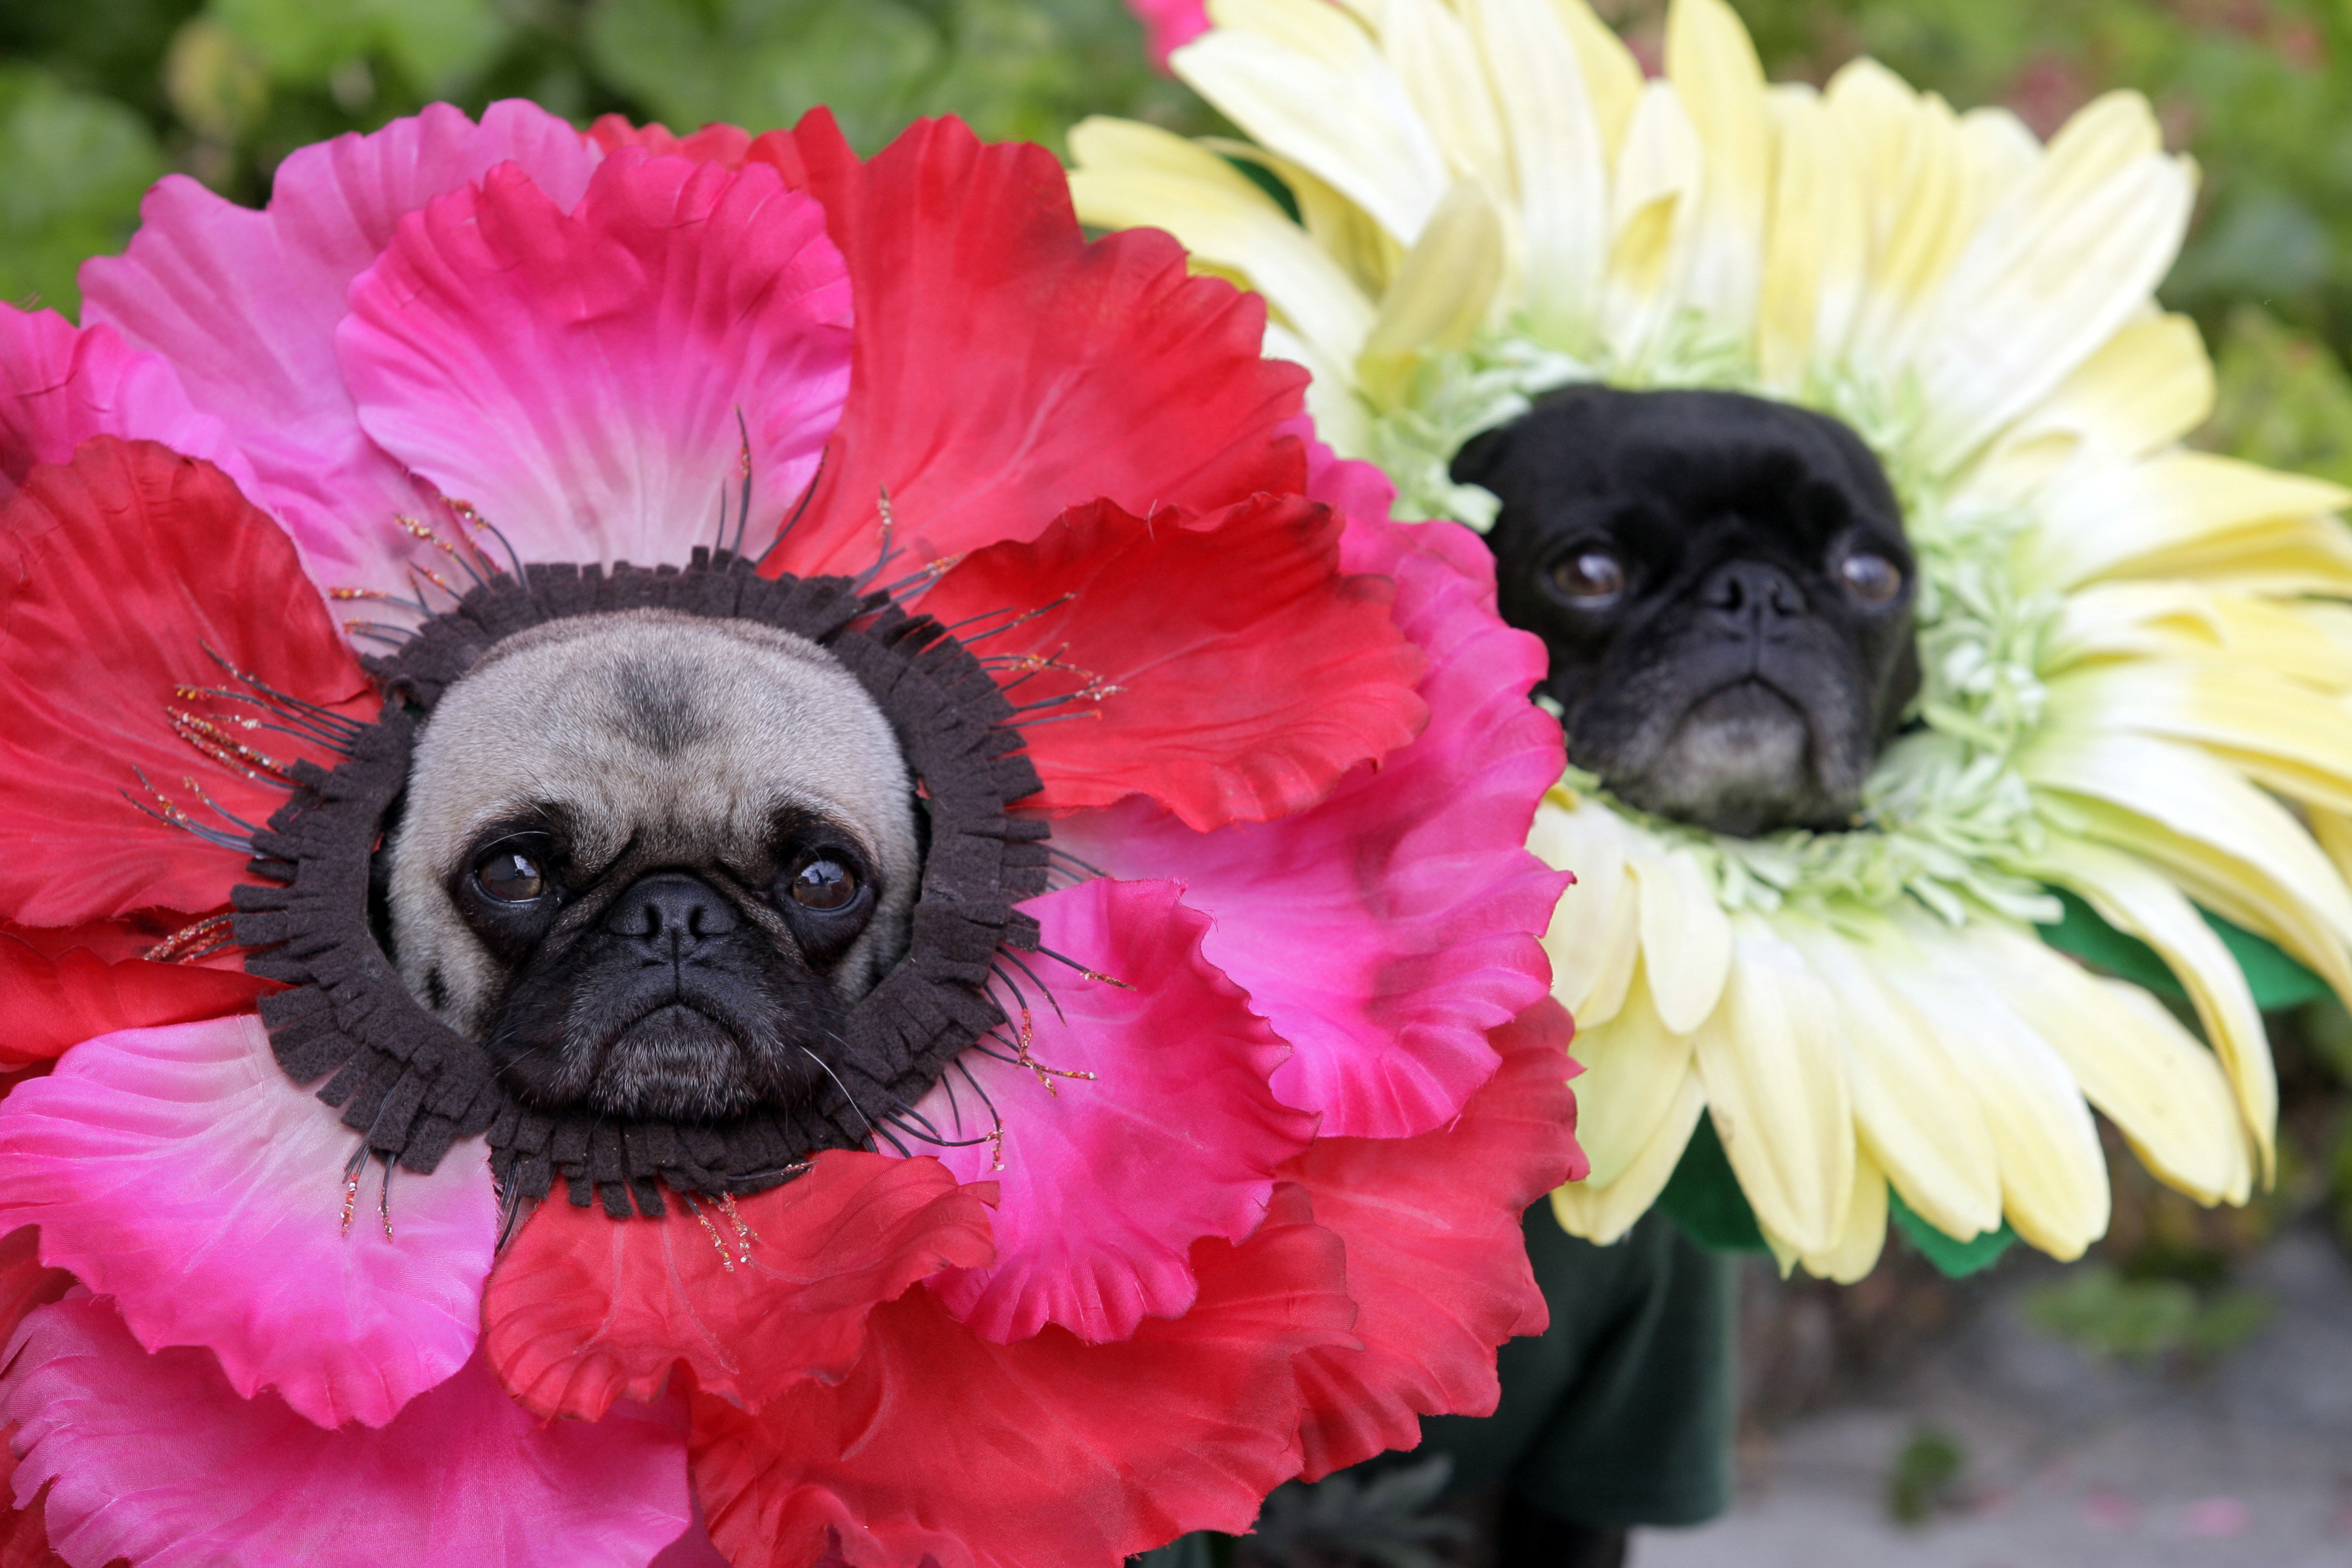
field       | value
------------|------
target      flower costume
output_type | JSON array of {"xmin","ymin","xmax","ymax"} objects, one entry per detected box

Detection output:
[
  {"xmin": 0, "ymin": 102, "xmax": 1584, "ymax": 1567},
  {"xmin": 1070, "ymin": 0, "xmax": 2352, "ymax": 1278}
]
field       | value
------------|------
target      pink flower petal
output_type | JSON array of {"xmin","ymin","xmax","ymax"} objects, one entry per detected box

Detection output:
[
  {"xmin": 1125, "ymin": 0, "xmax": 1211, "ymax": 72},
  {"xmin": 78, "ymin": 101, "xmax": 601, "ymax": 598},
  {"xmin": 2, "ymin": 1297, "xmax": 692, "ymax": 1568},
  {"xmin": 0, "ymin": 307, "xmax": 256, "ymax": 503},
  {"xmin": 909, "ymin": 880, "xmax": 1316, "ymax": 1344},
  {"xmin": 0, "ymin": 1014, "xmax": 495, "ymax": 1428},
  {"xmin": 1281, "ymin": 411, "xmax": 1397, "ymax": 526},
  {"xmin": 1056, "ymin": 517, "xmax": 1567, "ymax": 1138},
  {"xmin": 339, "ymin": 150, "xmax": 851, "ymax": 572}
]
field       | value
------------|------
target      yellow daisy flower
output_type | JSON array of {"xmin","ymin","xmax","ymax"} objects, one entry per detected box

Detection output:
[{"xmin": 1070, "ymin": 0, "xmax": 2352, "ymax": 1277}]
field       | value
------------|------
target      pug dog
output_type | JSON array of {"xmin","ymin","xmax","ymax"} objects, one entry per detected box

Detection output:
[
  {"xmin": 1454, "ymin": 385, "xmax": 1921, "ymax": 837},
  {"xmin": 385, "ymin": 610, "xmax": 921, "ymax": 1123}
]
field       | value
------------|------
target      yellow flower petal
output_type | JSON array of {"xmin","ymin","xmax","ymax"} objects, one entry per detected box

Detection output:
[
  {"xmin": 1780, "ymin": 915, "xmax": 2004, "ymax": 1241},
  {"xmin": 1968, "ymin": 923, "xmax": 2255, "ymax": 1206},
  {"xmin": 2023, "ymin": 729, "xmax": 2352, "ymax": 999},
  {"xmin": 1774, "ymin": 1143, "xmax": 1889, "ymax": 1283},
  {"xmin": 1558, "ymin": 976, "xmax": 1700, "ymax": 1190},
  {"xmin": 1067, "ymin": 117, "xmax": 1379, "ymax": 378},
  {"xmin": 1549, "ymin": 1062, "xmax": 1706, "ymax": 1245},
  {"xmin": 2031, "ymin": 833, "xmax": 2276, "ymax": 1177},
  {"xmin": 1463, "ymin": 0, "xmax": 1610, "ymax": 345},
  {"xmin": 1874, "ymin": 915, "xmax": 2112, "ymax": 1259},
  {"xmin": 1180, "ymin": 0, "xmax": 1449, "ymax": 244},
  {"xmin": 1543, "ymin": 0, "xmax": 1642, "ymax": 156},
  {"xmin": 1379, "ymin": 0, "xmax": 1511, "ymax": 195},
  {"xmin": 2045, "ymin": 583, "xmax": 2352, "ymax": 691},
  {"xmin": 1600, "ymin": 83, "xmax": 1703, "ymax": 370},
  {"xmin": 2043, "ymin": 657, "xmax": 2352, "ymax": 817},
  {"xmin": 1690, "ymin": 916, "xmax": 1855, "ymax": 1255},
  {"xmin": 1628, "ymin": 845, "xmax": 1733, "ymax": 1033},
  {"xmin": 1529, "ymin": 792, "xmax": 1640, "ymax": 1027},
  {"xmin": 1825, "ymin": 59, "xmax": 1972, "ymax": 352},
  {"xmin": 1662, "ymin": 0, "xmax": 1769, "ymax": 335},
  {"xmin": 2020, "ymin": 449, "xmax": 2350, "ymax": 591},
  {"xmin": 1357, "ymin": 175, "xmax": 1508, "ymax": 403},
  {"xmin": 1759, "ymin": 84, "xmax": 1868, "ymax": 393},
  {"xmin": 1977, "ymin": 314, "xmax": 2213, "ymax": 479}
]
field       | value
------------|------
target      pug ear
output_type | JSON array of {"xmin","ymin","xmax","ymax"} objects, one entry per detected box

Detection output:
[{"xmin": 1450, "ymin": 421, "xmax": 1516, "ymax": 488}]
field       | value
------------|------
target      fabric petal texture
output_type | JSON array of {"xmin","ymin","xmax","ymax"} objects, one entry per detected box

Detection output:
[
  {"xmin": 0, "ymin": 933, "xmax": 274, "ymax": 1068},
  {"xmin": 79, "ymin": 100, "xmax": 601, "ymax": 598},
  {"xmin": 1286, "ymin": 999, "xmax": 1583, "ymax": 1478},
  {"xmin": 0, "ymin": 308, "xmax": 254, "ymax": 501},
  {"xmin": 339, "ymin": 151, "xmax": 852, "ymax": 572},
  {"xmin": 1056, "ymin": 515, "xmax": 1566, "ymax": 1138},
  {"xmin": 0, "ymin": 1014, "xmax": 496, "ymax": 1428},
  {"xmin": 0, "ymin": 439, "xmax": 376, "ymax": 926},
  {"xmin": 2, "ymin": 1298, "xmax": 692, "ymax": 1568},
  {"xmin": 911, "ymin": 879, "xmax": 1317, "ymax": 1344},
  {"xmin": 485, "ymin": 1151, "xmax": 995, "ymax": 1419},
  {"xmin": 687, "ymin": 1186, "xmax": 1358, "ymax": 1568},
  {"xmin": 742, "ymin": 113, "xmax": 1313, "ymax": 575},
  {"xmin": 917, "ymin": 495, "xmax": 1425, "ymax": 828}
]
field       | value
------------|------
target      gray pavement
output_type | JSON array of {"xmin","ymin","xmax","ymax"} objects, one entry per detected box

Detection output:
[{"xmin": 1638, "ymin": 1227, "xmax": 2352, "ymax": 1567}]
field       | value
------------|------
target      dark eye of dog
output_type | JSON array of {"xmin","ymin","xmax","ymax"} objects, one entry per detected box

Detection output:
[
  {"xmin": 788, "ymin": 856, "xmax": 860, "ymax": 912},
  {"xmin": 1838, "ymin": 549, "xmax": 1904, "ymax": 606},
  {"xmin": 474, "ymin": 847, "xmax": 546, "ymax": 903},
  {"xmin": 1548, "ymin": 549, "xmax": 1626, "ymax": 609}
]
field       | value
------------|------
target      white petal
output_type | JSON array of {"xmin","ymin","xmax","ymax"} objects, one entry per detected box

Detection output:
[
  {"xmin": 1662, "ymin": 0, "xmax": 1769, "ymax": 338},
  {"xmin": 1560, "ymin": 979, "xmax": 1702, "ymax": 1190},
  {"xmin": 1530, "ymin": 792, "xmax": 1641, "ymax": 1027},
  {"xmin": 1628, "ymin": 845, "xmax": 1733, "ymax": 1033},
  {"xmin": 1547, "ymin": 1062, "xmax": 1706, "ymax": 1245}
]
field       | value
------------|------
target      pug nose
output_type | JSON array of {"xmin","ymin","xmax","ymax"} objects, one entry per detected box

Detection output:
[
  {"xmin": 606, "ymin": 874, "xmax": 737, "ymax": 956},
  {"xmin": 1701, "ymin": 561, "xmax": 1804, "ymax": 629}
]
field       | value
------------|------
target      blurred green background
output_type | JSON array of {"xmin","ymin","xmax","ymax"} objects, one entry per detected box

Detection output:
[{"xmin": 8, "ymin": 0, "xmax": 2352, "ymax": 1294}]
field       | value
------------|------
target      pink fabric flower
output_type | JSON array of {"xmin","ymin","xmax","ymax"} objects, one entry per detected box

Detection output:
[
  {"xmin": 0, "ymin": 100, "xmax": 1579, "ymax": 1568},
  {"xmin": 1125, "ymin": 0, "xmax": 1213, "ymax": 72}
]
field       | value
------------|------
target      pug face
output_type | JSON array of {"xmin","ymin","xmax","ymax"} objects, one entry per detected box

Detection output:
[
  {"xmin": 386, "ymin": 610, "xmax": 920, "ymax": 1122},
  {"xmin": 1455, "ymin": 385, "xmax": 1921, "ymax": 837}
]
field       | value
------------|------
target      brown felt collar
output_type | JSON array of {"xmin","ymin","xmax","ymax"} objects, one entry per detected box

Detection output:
[{"xmin": 232, "ymin": 550, "xmax": 1047, "ymax": 1217}]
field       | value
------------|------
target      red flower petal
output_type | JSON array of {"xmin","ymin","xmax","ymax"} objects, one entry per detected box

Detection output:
[
  {"xmin": 1284, "ymin": 999, "xmax": 1586, "ymax": 1478},
  {"xmin": 908, "ymin": 879, "xmax": 1316, "ymax": 1345},
  {"xmin": 485, "ymin": 1151, "xmax": 995, "ymax": 1421},
  {"xmin": 0, "ymin": 439, "xmax": 376, "ymax": 926},
  {"xmin": 1055, "ymin": 516, "xmax": 1567, "ymax": 1138},
  {"xmin": 688, "ymin": 1183, "xmax": 1357, "ymax": 1568},
  {"xmin": 339, "ymin": 150, "xmax": 851, "ymax": 573},
  {"xmin": 0, "ymin": 932, "xmax": 274, "ymax": 1068},
  {"xmin": 701, "ymin": 111, "xmax": 1308, "ymax": 575},
  {"xmin": 2, "ymin": 1301, "xmax": 693, "ymax": 1568},
  {"xmin": 917, "ymin": 495, "xmax": 1423, "ymax": 828}
]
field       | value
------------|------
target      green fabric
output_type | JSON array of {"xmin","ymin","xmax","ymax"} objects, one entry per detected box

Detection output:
[
  {"xmin": 1403, "ymin": 1203, "xmax": 1739, "ymax": 1529},
  {"xmin": 1655, "ymin": 1115, "xmax": 1768, "ymax": 1252},
  {"xmin": 1889, "ymin": 1188, "xmax": 2015, "ymax": 1275}
]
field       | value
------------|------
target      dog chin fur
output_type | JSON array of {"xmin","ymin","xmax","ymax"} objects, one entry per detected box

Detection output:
[{"xmin": 382, "ymin": 609, "xmax": 920, "ymax": 1121}]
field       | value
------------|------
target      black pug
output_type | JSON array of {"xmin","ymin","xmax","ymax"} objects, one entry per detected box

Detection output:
[{"xmin": 1454, "ymin": 385, "xmax": 1921, "ymax": 837}]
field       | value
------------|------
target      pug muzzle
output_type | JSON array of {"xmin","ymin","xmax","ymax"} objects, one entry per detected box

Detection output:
[
  {"xmin": 385, "ymin": 609, "xmax": 920, "ymax": 1123},
  {"xmin": 1455, "ymin": 385, "xmax": 1921, "ymax": 837}
]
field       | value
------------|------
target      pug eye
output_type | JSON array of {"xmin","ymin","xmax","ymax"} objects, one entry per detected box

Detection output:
[
  {"xmin": 1547, "ymin": 549, "xmax": 1625, "ymax": 609},
  {"xmin": 474, "ymin": 849, "xmax": 546, "ymax": 903},
  {"xmin": 789, "ymin": 857, "xmax": 860, "ymax": 912},
  {"xmin": 1839, "ymin": 550, "xmax": 1904, "ymax": 606}
]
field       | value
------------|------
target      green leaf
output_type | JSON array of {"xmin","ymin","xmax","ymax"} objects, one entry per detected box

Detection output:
[
  {"xmin": 209, "ymin": 0, "xmax": 508, "ymax": 96},
  {"xmin": 2036, "ymin": 886, "xmax": 2327, "ymax": 1011},
  {"xmin": 1655, "ymin": 1114, "xmax": 1767, "ymax": 1253},
  {"xmin": 1888, "ymin": 1187, "xmax": 2014, "ymax": 1277},
  {"xmin": 0, "ymin": 67, "xmax": 165, "ymax": 317}
]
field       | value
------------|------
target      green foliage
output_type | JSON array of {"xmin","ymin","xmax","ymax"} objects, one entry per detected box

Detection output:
[
  {"xmin": 1884, "ymin": 1426, "xmax": 1965, "ymax": 1526},
  {"xmin": 0, "ymin": 67, "xmax": 164, "ymax": 315},
  {"xmin": 2021, "ymin": 1262, "xmax": 2273, "ymax": 1361},
  {"xmin": 2037, "ymin": 886, "xmax": 2330, "ymax": 1011},
  {"xmin": 1889, "ymin": 1190, "xmax": 2014, "ymax": 1277},
  {"xmin": 1657, "ymin": 1114, "xmax": 1769, "ymax": 1253}
]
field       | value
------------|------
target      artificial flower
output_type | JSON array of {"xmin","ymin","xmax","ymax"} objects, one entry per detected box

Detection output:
[
  {"xmin": 0, "ymin": 102, "xmax": 1584, "ymax": 1567},
  {"xmin": 1070, "ymin": 0, "xmax": 2352, "ymax": 1276}
]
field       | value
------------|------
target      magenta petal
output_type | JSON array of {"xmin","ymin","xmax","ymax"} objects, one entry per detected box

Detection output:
[
  {"xmin": 339, "ymin": 149, "xmax": 852, "ymax": 571},
  {"xmin": 1280, "ymin": 411, "xmax": 1397, "ymax": 527},
  {"xmin": 1057, "ymin": 518, "xmax": 1568, "ymax": 1139},
  {"xmin": 78, "ymin": 100, "xmax": 601, "ymax": 598},
  {"xmin": 3, "ymin": 1298, "xmax": 691, "ymax": 1568},
  {"xmin": 0, "ymin": 307, "xmax": 257, "ymax": 500},
  {"xmin": 0, "ymin": 1014, "xmax": 495, "ymax": 1429},
  {"xmin": 910, "ymin": 880, "xmax": 1316, "ymax": 1345}
]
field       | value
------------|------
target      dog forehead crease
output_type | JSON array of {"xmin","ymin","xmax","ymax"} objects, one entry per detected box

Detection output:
[{"xmin": 385, "ymin": 608, "xmax": 923, "ymax": 1126}]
